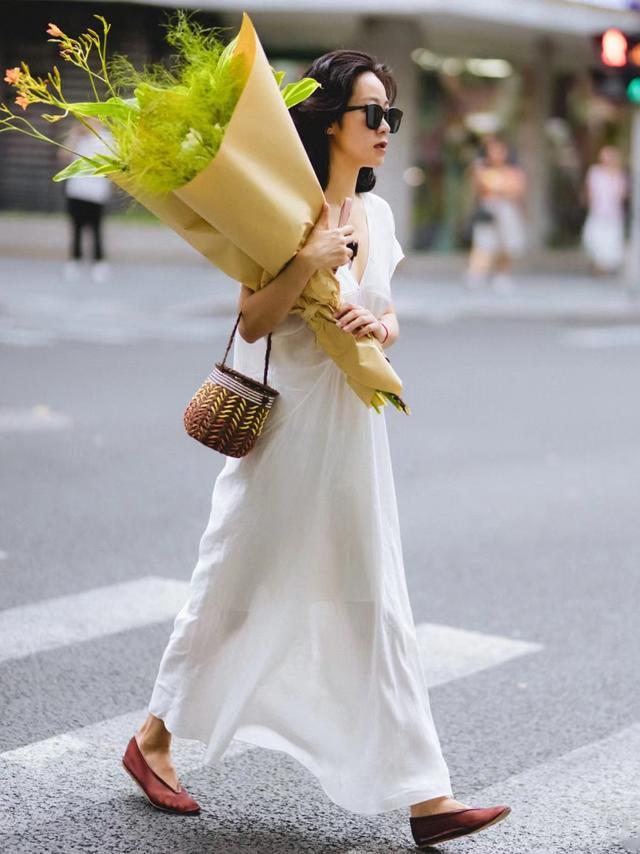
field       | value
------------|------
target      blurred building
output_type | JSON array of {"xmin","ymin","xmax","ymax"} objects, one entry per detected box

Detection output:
[{"xmin": 2, "ymin": 0, "xmax": 639, "ymax": 252}]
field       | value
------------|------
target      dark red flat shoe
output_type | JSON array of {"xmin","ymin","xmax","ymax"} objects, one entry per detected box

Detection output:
[
  {"xmin": 121, "ymin": 735, "xmax": 201, "ymax": 815},
  {"xmin": 410, "ymin": 804, "xmax": 511, "ymax": 848}
]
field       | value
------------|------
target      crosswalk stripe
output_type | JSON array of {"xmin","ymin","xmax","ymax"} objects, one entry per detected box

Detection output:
[
  {"xmin": 0, "ymin": 592, "xmax": 543, "ymax": 834},
  {"xmin": 0, "ymin": 577, "xmax": 189, "ymax": 664},
  {"xmin": 416, "ymin": 623, "xmax": 542, "ymax": 687},
  {"xmin": 0, "ymin": 708, "xmax": 251, "ymax": 834},
  {"xmin": 0, "ymin": 577, "xmax": 542, "ymax": 678},
  {"xmin": 454, "ymin": 721, "xmax": 640, "ymax": 852}
]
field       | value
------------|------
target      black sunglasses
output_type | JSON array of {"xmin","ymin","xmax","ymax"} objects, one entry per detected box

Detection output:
[{"xmin": 342, "ymin": 104, "xmax": 403, "ymax": 133}]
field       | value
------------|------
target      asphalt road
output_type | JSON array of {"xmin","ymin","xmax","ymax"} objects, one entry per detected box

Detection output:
[{"xmin": 1, "ymin": 259, "xmax": 639, "ymax": 854}]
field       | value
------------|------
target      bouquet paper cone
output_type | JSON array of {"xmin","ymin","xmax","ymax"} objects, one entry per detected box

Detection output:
[
  {"xmin": 110, "ymin": 172, "xmax": 265, "ymax": 285},
  {"xmin": 112, "ymin": 12, "xmax": 404, "ymax": 406}
]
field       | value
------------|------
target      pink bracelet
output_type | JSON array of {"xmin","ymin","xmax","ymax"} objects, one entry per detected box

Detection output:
[{"xmin": 379, "ymin": 321, "xmax": 389, "ymax": 343}]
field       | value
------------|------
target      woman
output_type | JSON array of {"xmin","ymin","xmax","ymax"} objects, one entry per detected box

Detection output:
[
  {"xmin": 121, "ymin": 50, "xmax": 511, "ymax": 849},
  {"xmin": 466, "ymin": 134, "xmax": 527, "ymax": 293},
  {"xmin": 582, "ymin": 145, "xmax": 628, "ymax": 275}
]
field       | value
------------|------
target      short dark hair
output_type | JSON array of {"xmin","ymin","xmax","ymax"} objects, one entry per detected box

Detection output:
[{"xmin": 289, "ymin": 50, "xmax": 397, "ymax": 193}]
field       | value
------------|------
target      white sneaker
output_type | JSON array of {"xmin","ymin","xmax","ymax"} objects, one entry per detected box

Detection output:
[
  {"xmin": 64, "ymin": 260, "xmax": 82, "ymax": 282},
  {"xmin": 91, "ymin": 261, "xmax": 111, "ymax": 283}
]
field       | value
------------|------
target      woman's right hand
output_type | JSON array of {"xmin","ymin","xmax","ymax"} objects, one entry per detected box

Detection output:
[{"xmin": 298, "ymin": 201, "xmax": 355, "ymax": 273}]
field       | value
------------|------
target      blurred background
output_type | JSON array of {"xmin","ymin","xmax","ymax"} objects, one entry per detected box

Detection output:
[
  {"xmin": 1, "ymin": 3, "xmax": 640, "ymax": 853},
  {"xmin": 3, "ymin": 0, "xmax": 640, "ymax": 271}
]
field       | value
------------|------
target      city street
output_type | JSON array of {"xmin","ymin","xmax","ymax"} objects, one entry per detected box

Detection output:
[{"xmin": 1, "ymin": 258, "xmax": 639, "ymax": 853}]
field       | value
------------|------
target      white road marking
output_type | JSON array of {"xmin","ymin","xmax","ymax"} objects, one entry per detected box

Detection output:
[
  {"xmin": 0, "ymin": 708, "xmax": 251, "ymax": 834},
  {"xmin": 416, "ymin": 623, "xmax": 542, "ymax": 687},
  {"xmin": 561, "ymin": 325, "xmax": 640, "ymax": 348},
  {"xmin": 453, "ymin": 722, "xmax": 640, "ymax": 853},
  {"xmin": 0, "ymin": 577, "xmax": 190, "ymax": 664},
  {"xmin": 0, "ymin": 580, "xmax": 544, "ymax": 834},
  {"xmin": 0, "ymin": 405, "xmax": 72, "ymax": 432},
  {"xmin": 0, "ymin": 290, "xmax": 235, "ymax": 347}
]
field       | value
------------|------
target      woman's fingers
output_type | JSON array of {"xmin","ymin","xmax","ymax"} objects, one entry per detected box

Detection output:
[
  {"xmin": 355, "ymin": 321, "xmax": 378, "ymax": 338},
  {"xmin": 333, "ymin": 304, "xmax": 378, "ymax": 336},
  {"xmin": 334, "ymin": 302, "xmax": 355, "ymax": 319},
  {"xmin": 341, "ymin": 310, "xmax": 374, "ymax": 333},
  {"xmin": 335, "ymin": 307, "xmax": 361, "ymax": 325},
  {"xmin": 343, "ymin": 317, "xmax": 370, "ymax": 333}
]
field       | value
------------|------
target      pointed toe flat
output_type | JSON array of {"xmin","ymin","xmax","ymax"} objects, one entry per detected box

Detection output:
[
  {"xmin": 121, "ymin": 735, "xmax": 201, "ymax": 815},
  {"xmin": 410, "ymin": 804, "xmax": 511, "ymax": 848}
]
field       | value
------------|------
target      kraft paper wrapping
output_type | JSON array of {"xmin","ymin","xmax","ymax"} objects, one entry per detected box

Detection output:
[{"xmin": 111, "ymin": 12, "xmax": 404, "ymax": 406}]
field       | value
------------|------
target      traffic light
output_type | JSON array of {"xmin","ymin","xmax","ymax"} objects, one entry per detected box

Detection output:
[
  {"xmin": 600, "ymin": 28, "xmax": 627, "ymax": 67},
  {"xmin": 592, "ymin": 28, "xmax": 640, "ymax": 103}
]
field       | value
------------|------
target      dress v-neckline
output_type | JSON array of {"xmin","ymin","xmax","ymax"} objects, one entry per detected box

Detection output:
[{"xmin": 345, "ymin": 192, "xmax": 371, "ymax": 289}]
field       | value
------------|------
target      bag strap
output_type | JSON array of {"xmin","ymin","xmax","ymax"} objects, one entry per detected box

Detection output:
[{"xmin": 221, "ymin": 312, "xmax": 273, "ymax": 386}]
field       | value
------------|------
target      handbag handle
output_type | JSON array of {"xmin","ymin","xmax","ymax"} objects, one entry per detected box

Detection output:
[{"xmin": 221, "ymin": 311, "xmax": 273, "ymax": 386}]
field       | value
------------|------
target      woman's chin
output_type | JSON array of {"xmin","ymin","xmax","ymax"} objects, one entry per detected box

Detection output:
[{"xmin": 364, "ymin": 154, "xmax": 385, "ymax": 167}]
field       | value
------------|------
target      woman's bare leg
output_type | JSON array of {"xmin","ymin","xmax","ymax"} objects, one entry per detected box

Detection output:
[{"xmin": 135, "ymin": 713, "xmax": 180, "ymax": 791}]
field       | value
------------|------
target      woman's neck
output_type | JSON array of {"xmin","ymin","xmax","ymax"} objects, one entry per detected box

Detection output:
[{"xmin": 324, "ymin": 159, "xmax": 361, "ymax": 206}]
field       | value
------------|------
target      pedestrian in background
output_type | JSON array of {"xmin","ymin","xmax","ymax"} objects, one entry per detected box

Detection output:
[
  {"xmin": 58, "ymin": 120, "xmax": 112, "ymax": 283},
  {"xmin": 582, "ymin": 145, "xmax": 628, "ymax": 276},
  {"xmin": 465, "ymin": 134, "xmax": 527, "ymax": 293}
]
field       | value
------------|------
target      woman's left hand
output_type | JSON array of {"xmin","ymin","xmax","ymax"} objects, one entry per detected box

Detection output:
[{"xmin": 334, "ymin": 303, "xmax": 382, "ymax": 339}]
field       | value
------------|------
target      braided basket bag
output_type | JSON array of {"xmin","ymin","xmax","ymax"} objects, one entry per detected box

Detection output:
[{"xmin": 183, "ymin": 313, "xmax": 279, "ymax": 457}]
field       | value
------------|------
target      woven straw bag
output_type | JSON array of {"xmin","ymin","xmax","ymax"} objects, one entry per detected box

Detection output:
[{"xmin": 183, "ymin": 312, "xmax": 279, "ymax": 457}]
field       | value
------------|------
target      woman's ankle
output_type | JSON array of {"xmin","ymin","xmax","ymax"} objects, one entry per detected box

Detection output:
[
  {"xmin": 136, "ymin": 715, "xmax": 171, "ymax": 753},
  {"xmin": 137, "ymin": 733, "xmax": 169, "ymax": 751},
  {"xmin": 410, "ymin": 795, "xmax": 467, "ymax": 817}
]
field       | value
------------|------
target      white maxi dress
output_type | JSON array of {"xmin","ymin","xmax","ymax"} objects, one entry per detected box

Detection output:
[{"xmin": 148, "ymin": 190, "xmax": 453, "ymax": 815}]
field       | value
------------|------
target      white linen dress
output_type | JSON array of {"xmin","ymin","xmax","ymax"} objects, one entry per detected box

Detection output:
[{"xmin": 148, "ymin": 190, "xmax": 454, "ymax": 815}]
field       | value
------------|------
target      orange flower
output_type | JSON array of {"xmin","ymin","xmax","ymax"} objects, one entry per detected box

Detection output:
[
  {"xmin": 15, "ymin": 94, "xmax": 30, "ymax": 110},
  {"xmin": 4, "ymin": 67, "xmax": 21, "ymax": 85},
  {"xmin": 47, "ymin": 23, "xmax": 64, "ymax": 38}
]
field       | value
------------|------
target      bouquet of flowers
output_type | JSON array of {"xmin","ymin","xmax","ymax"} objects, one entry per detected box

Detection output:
[{"xmin": 1, "ymin": 12, "xmax": 408, "ymax": 414}]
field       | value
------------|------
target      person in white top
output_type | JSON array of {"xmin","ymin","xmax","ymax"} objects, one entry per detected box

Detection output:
[
  {"xmin": 121, "ymin": 50, "xmax": 511, "ymax": 849},
  {"xmin": 582, "ymin": 145, "xmax": 628, "ymax": 275},
  {"xmin": 58, "ymin": 120, "xmax": 113, "ymax": 282}
]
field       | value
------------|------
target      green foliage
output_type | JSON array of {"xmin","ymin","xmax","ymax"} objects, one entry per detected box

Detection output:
[
  {"xmin": 1, "ymin": 12, "xmax": 322, "ymax": 192},
  {"xmin": 280, "ymin": 78, "xmax": 321, "ymax": 109},
  {"xmin": 109, "ymin": 13, "xmax": 248, "ymax": 193},
  {"xmin": 66, "ymin": 97, "xmax": 139, "ymax": 122},
  {"xmin": 53, "ymin": 153, "xmax": 121, "ymax": 181}
]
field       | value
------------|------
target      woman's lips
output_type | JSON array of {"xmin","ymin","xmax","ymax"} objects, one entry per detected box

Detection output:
[{"xmin": 374, "ymin": 142, "xmax": 388, "ymax": 150}]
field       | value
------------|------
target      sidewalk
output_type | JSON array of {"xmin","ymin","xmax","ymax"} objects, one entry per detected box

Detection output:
[{"xmin": 1, "ymin": 213, "xmax": 639, "ymax": 323}]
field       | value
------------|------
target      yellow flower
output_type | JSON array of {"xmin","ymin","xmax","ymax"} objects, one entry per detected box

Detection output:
[
  {"xmin": 46, "ymin": 23, "xmax": 64, "ymax": 38},
  {"xmin": 4, "ymin": 67, "xmax": 21, "ymax": 85},
  {"xmin": 15, "ymin": 94, "xmax": 30, "ymax": 110}
]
